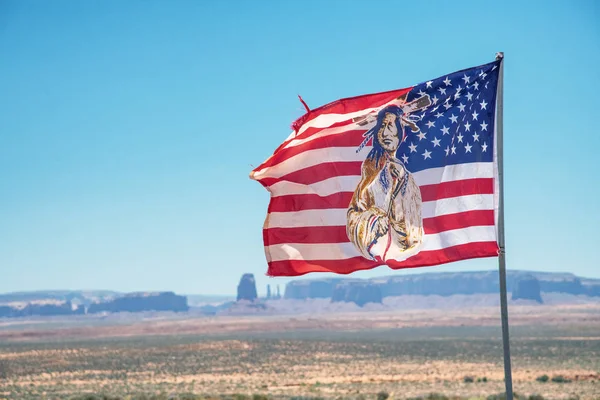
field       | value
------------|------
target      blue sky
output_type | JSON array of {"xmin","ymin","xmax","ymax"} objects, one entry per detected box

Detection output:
[{"xmin": 0, "ymin": 0, "xmax": 598, "ymax": 296}]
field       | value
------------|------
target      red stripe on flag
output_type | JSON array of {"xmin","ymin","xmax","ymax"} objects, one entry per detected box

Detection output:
[
  {"xmin": 263, "ymin": 210, "xmax": 495, "ymax": 246},
  {"xmin": 263, "ymin": 226, "xmax": 349, "ymax": 246},
  {"xmin": 273, "ymin": 119, "xmax": 358, "ymax": 155},
  {"xmin": 265, "ymin": 178, "xmax": 494, "ymax": 212},
  {"xmin": 420, "ymin": 178, "xmax": 494, "ymax": 202},
  {"xmin": 291, "ymin": 87, "xmax": 413, "ymax": 133},
  {"xmin": 255, "ymin": 129, "xmax": 366, "ymax": 172},
  {"xmin": 268, "ymin": 192, "xmax": 354, "ymax": 213},
  {"xmin": 422, "ymin": 210, "xmax": 495, "ymax": 234},
  {"xmin": 266, "ymin": 241, "xmax": 499, "ymax": 277},
  {"xmin": 260, "ymin": 162, "xmax": 362, "ymax": 187}
]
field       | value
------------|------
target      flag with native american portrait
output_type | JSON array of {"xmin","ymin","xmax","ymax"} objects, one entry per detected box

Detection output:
[{"xmin": 250, "ymin": 59, "xmax": 502, "ymax": 277}]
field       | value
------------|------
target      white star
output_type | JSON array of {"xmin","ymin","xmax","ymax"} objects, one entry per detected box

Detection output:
[
  {"xmin": 492, "ymin": 65, "xmax": 497, "ymax": 71},
  {"xmin": 464, "ymin": 121, "xmax": 471, "ymax": 131},
  {"xmin": 443, "ymin": 101, "xmax": 452, "ymax": 110},
  {"xmin": 418, "ymin": 90, "xmax": 427, "ymax": 97},
  {"xmin": 454, "ymin": 85, "xmax": 462, "ymax": 99},
  {"xmin": 438, "ymin": 87, "xmax": 447, "ymax": 95},
  {"xmin": 485, "ymin": 82, "xmax": 489, "ymax": 89},
  {"xmin": 435, "ymin": 111, "xmax": 443, "ymax": 118},
  {"xmin": 451, "ymin": 145, "xmax": 457, "ymax": 154},
  {"xmin": 417, "ymin": 130, "xmax": 427, "ymax": 140},
  {"xmin": 472, "ymin": 132, "xmax": 480, "ymax": 142},
  {"xmin": 462, "ymin": 74, "xmax": 470, "ymax": 84},
  {"xmin": 466, "ymin": 92, "xmax": 474, "ymax": 101},
  {"xmin": 431, "ymin": 105, "xmax": 439, "ymax": 113},
  {"xmin": 480, "ymin": 100, "xmax": 488, "ymax": 110},
  {"xmin": 458, "ymin": 103, "xmax": 466, "ymax": 112},
  {"xmin": 431, "ymin": 137, "xmax": 441, "ymax": 147},
  {"xmin": 426, "ymin": 81, "xmax": 433, "ymax": 88},
  {"xmin": 445, "ymin": 146, "xmax": 450, "ymax": 156},
  {"xmin": 426, "ymin": 120, "xmax": 435, "ymax": 128},
  {"xmin": 422, "ymin": 149, "xmax": 432, "ymax": 160},
  {"xmin": 449, "ymin": 114, "xmax": 458, "ymax": 124},
  {"xmin": 432, "ymin": 95, "xmax": 439, "ymax": 104},
  {"xmin": 465, "ymin": 143, "xmax": 472, "ymax": 153},
  {"xmin": 443, "ymin": 76, "xmax": 452, "ymax": 86},
  {"xmin": 472, "ymin": 81, "xmax": 480, "ymax": 90},
  {"xmin": 409, "ymin": 142, "xmax": 417, "ymax": 153},
  {"xmin": 457, "ymin": 133, "xmax": 464, "ymax": 143},
  {"xmin": 482, "ymin": 142, "xmax": 488, "ymax": 152},
  {"xmin": 441, "ymin": 125, "xmax": 450, "ymax": 135},
  {"xmin": 479, "ymin": 71, "xmax": 487, "ymax": 79},
  {"xmin": 402, "ymin": 154, "xmax": 409, "ymax": 163},
  {"xmin": 480, "ymin": 121, "xmax": 488, "ymax": 131},
  {"xmin": 472, "ymin": 111, "xmax": 479, "ymax": 120}
]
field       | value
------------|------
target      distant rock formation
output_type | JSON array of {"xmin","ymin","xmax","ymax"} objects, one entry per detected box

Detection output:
[
  {"xmin": 585, "ymin": 283, "xmax": 600, "ymax": 297},
  {"xmin": 0, "ymin": 301, "xmax": 83, "ymax": 318},
  {"xmin": 0, "ymin": 305, "xmax": 17, "ymax": 318},
  {"xmin": 373, "ymin": 271, "xmax": 502, "ymax": 297},
  {"xmin": 237, "ymin": 274, "xmax": 258, "ymax": 302},
  {"xmin": 198, "ymin": 301, "xmax": 235, "ymax": 316},
  {"xmin": 332, "ymin": 282, "xmax": 383, "ymax": 307},
  {"xmin": 88, "ymin": 292, "xmax": 188, "ymax": 314},
  {"xmin": 284, "ymin": 279, "xmax": 346, "ymax": 299},
  {"xmin": 222, "ymin": 300, "xmax": 268, "ymax": 315},
  {"xmin": 20, "ymin": 301, "xmax": 76, "ymax": 316},
  {"xmin": 0, "ymin": 290, "xmax": 119, "ymax": 307},
  {"xmin": 284, "ymin": 270, "xmax": 600, "ymax": 300},
  {"xmin": 512, "ymin": 276, "xmax": 543, "ymax": 303}
]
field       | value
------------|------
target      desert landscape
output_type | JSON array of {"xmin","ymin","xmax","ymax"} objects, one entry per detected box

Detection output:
[{"xmin": 0, "ymin": 299, "xmax": 599, "ymax": 400}]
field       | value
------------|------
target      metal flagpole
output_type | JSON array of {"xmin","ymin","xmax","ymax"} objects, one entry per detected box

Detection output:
[{"xmin": 495, "ymin": 51, "xmax": 513, "ymax": 400}]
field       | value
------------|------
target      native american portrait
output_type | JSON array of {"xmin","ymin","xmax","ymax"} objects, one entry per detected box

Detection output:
[{"xmin": 346, "ymin": 94, "xmax": 431, "ymax": 262}]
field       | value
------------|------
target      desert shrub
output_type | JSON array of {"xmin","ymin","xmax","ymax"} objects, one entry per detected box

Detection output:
[
  {"xmin": 377, "ymin": 391, "xmax": 390, "ymax": 400},
  {"xmin": 536, "ymin": 375, "xmax": 549, "ymax": 383},
  {"xmin": 551, "ymin": 375, "xmax": 572, "ymax": 383},
  {"xmin": 463, "ymin": 376, "xmax": 475, "ymax": 383},
  {"xmin": 0, "ymin": 360, "xmax": 9, "ymax": 379},
  {"xmin": 290, "ymin": 397, "xmax": 325, "ymax": 400},
  {"xmin": 486, "ymin": 393, "xmax": 525, "ymax": 400},
  {"xmin": 528, "ymin": 395, "xmax": 546, "ymax": 400},
  {"xmin": 409, "ymin": 394, "xmax": 449, "ymax": 400},
  {"xmin": 179, "ymin": 395, "xmax": 202, "ymax": 400}
]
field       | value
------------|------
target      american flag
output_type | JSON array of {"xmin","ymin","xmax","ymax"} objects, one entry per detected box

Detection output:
[{"xmin": 250, "ymin": 59, "xmax": 501, "ymax": 277}]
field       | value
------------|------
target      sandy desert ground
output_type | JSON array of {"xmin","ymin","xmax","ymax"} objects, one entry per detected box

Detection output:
[{"xmin": 0, "ymin": 301, "xmax": 599, "ymax": 400}]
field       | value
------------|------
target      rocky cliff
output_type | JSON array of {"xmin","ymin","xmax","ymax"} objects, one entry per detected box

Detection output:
[
  {"xmin": 512, "ymin": 276, "xmax": 543, "ymax": 303},
  {"xmin": 331, "ymin": 282, "xmax": 383, "ymax": 306},
  {"xmin": 0, "ymin": 301, "xmax": 82, "ymax": 318},
  {"xmin": 87, "ymin": 292, "xmax": 188, "ymax": 314},
  {"xmin": 284, "ymin": 278, "xmax": 348, "ymax": 299},
  {"xmin": 284, "ymin": 270, "xmax": 600, "ymax": 300},
  {"xmin": 237, "ymin": 274, "xmax": 258, "ymax": 302}
]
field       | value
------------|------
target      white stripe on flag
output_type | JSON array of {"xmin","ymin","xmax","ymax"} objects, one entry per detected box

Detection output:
[
  {"xmin": 269, "ymin": 176, "xmax": 360, "ymax": 197},
  {"xmin": 253, "ymin": 147, "xmax": 369, "ymax": 180},
  {"xmin": 265, "ymin": 194, "xmax": 495, "ymax": 228},
  {"xmin": 265, "ymin": 226, "xmax": 497, "ymax": 262}
]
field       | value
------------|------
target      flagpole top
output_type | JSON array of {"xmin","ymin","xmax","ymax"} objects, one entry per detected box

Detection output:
[{"xmin": 495, "ymin": 52, "xmax": 504, "ymax": 60}]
